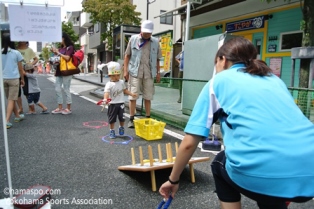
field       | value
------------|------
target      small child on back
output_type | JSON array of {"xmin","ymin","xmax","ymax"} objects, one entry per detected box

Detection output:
[
  {"xmin": 23, "ymin": 63, "xmax": 49, "ymax": 114},
  {"xmin": 104, "ymin": 62, "xmax": 136, "ymax": 139}
]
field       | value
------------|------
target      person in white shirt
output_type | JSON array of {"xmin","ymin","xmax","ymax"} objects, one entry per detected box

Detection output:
[{"xmin": 103, "ymin": 62, "xmax": 137, "ymax": 139}]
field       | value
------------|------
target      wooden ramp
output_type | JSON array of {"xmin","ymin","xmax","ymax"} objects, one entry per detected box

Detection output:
[{"xmin": 118, "ymin": 143, "xmax": 210, "ymax": 191}]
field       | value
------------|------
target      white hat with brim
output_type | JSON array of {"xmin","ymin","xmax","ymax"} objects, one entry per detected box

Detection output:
[
  {"xmin": 141, "ymin": 20, "xmax": 154, "ymax": 33},
  {"xmin": 107, "ymin": 62, "xmax": 121, "ymax": 75}
]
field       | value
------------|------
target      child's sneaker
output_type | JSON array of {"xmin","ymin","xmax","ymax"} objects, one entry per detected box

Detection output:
[
  {"xmin": 119, "ymin": 127, "xmax": 124, "ymax": 135},
  {"xmin": 109, "ymin": 130, "xmax": 116, "ymax": 139}
]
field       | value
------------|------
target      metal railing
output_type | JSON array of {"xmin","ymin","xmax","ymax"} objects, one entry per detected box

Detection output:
[{"xmin": 288, "ymin": 87, "xmax": 314, "ymax": 122}]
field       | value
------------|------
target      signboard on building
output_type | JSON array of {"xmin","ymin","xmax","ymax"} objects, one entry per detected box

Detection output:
[
  {"xmin": 8, "ymin": 4, "xmax": 61, "ymax": 42},
  {"xmin": 159, "ymin": 32, "xmax": 173, "ymax": 71},
  {"xmin": 269, "ymin": 57, "xmax": 282, "ymax": 77},
  {"xmin": 268, "ymin": 44, "xmax": 277, "ymax": 52},
  {"xmin": 226, "ymin": 16, "xmax": 265, "ymax": 33}
]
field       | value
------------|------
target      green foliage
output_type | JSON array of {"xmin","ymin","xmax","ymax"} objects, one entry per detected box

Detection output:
[
  {"xmin": 39, "ymin": 21, "xmax": 80, "ymax": 60},
  {"xmin": 41, "ymin": 47, "xmax": 50, "ymax": 61},
  {"xmin": 62, "ymin": 21, "xmax": 79, "ymax": 43},
  {"xmin": 82, "ymin": 0, "xmax": 141, "ymax": 51}
]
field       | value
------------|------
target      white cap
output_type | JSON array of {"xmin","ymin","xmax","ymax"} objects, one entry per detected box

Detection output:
[
  {"xmin": 141, "ymin": 20, "xmax": 154, "ymax": 33},
  {"xmin": 107, "ymin": 62, "xmax": 121, "ymax": 75}
]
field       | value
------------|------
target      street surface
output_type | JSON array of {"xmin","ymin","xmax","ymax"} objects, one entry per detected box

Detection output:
[{"xmin": 0, "ymin": 75, "xmax": 313, "ymax": 208}]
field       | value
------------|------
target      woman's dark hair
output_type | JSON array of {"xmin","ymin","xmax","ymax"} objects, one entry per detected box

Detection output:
[
  {"xmin": 215, "ymin": 37, "xmax": 272, "ymax": 76},
  {"xmin": 62, "ymin": 32, "xmax": 74, "ymax": 47},
  {"xmin": 2, "ymin": 34, "xmax": 16, "ymax": 54}
]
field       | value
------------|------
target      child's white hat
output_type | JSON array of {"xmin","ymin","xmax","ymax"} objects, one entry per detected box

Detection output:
[
  {"xmin": 107, "ymin": 61, "xmax": 121, "ymax": 75},
  {"xmin": 24, "ymin": 63, "xmax": 34, "ymax": 70}
]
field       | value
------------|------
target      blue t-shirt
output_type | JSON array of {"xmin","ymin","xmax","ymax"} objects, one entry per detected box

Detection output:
[
  {"xmin": 175, "ymin": 51, "xmax": 184, "ymax": 71},
  {"xmin": 2, "ymin": 48, "xmax": 23, "ymax": 79},
  {"xmin": 185, "ymin": 63, "xmax": 314, "ymax": 198}
]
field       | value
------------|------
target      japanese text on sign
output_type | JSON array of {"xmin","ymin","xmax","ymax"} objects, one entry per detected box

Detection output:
[{"xmin": 8, "ymin": 4, "xmax": 61, "ymax": 42}]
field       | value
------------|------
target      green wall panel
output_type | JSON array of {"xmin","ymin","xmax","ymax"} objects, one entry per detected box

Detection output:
[
  {"xmin": 267, "ymin": 8, "xmax": 302, "ymax": 53},
  {"xmin": 193, "ymin": 26, "xmax": 220, "ymax": 39}
]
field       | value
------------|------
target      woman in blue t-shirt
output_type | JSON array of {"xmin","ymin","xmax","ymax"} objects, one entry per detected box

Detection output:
[
  {"xmin": 1, "ymin": 34, "xmax": 25, "ymax": 129},
  {"xmin": 159, "ymin": 37, "xmax": 314, "ymax": 209}
]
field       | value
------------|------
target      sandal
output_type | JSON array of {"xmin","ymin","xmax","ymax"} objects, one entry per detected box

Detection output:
[
  {"xmin": 51, "ymin": 108, "xmax": 63, "ymax": 114},
  {"xmin": 41, "ymin": 109, "xmax": 49, "ymax": 114},
  {"xmin": 14, "ymin": 114, "xmax": 25, "ymax": 122},
  {"xmin": 61, "ymin": 109, "xmax": 72, "ymax": 115},
  {"xmin": 6, "ymin": 122, "xmax": 12, "ymax": 129}
]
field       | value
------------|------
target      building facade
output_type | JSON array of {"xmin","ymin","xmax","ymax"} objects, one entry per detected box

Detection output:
[{"xmin": 185, "ymin": 0, "xmax": 305, "ymax": 88}]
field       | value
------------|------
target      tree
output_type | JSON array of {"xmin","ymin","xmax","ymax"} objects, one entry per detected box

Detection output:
[
  {"xmin": 82, "ymin": 0, "xmax": 141, "ymax": 51},
  {"xmin": 39, "ymin": 21, "xmax": 80, "ymax": 61},
  {"xmin": 263, "ymin": 0, "xmax": 314, "ymax": 115},
  {"xmin": 62, "ymin": 21, "xmax": 80, "ymax": 49},
  {"xmin": 41, "ymin": 47, "xmax": 50, "ymax": 61}
]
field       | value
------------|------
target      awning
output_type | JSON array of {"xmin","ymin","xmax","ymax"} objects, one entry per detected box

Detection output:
[
  {"xmin": 154, "ymin": 0, "xmax": 223, "ymax": 19},
  {"xmin": 154, "ymin": 3, "xmax": 187, "ymax": 18}
]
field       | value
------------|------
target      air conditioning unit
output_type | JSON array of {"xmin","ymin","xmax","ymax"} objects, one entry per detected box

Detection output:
[{"xmin": 189, "ymin": 0, "xmax": 202, "ymax": 4}]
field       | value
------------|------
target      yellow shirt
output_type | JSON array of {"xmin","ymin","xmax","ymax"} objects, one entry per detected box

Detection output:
[{"xmin": 18, "ymin": 48, "xmax": 37, "ymax": 64}]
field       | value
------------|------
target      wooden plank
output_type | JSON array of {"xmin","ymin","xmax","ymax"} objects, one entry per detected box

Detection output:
[{"xmin": 118, "ymin": 157, "xmax": 210, "ymax": 172}]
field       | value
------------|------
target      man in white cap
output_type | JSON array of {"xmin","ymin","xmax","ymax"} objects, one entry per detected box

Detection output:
[{"xmin": 124, "ymin": 20, "xmax": 162, "ymax": 128}]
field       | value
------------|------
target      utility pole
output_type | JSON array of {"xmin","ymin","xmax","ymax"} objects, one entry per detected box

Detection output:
[{"xmin": 147, "ymin": 0, "xmax": 156, "ymax": 20}]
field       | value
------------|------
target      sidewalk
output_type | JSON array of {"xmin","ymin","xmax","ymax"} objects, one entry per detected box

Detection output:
[{"xmin": 73, "ymin": 73, "xmax": 190, "ymax": 129}]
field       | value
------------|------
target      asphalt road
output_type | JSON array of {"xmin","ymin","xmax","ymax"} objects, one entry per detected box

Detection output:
[{"xmin": 0, "ymin": 75, "xmax": 313, "ymax": 209}]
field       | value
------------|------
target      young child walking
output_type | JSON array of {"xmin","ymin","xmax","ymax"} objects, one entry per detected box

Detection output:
[
  {"xmin": 104, "ymin": 62, "xmax": 136, "ymax": 139},
  {"xmin": 23, "ymin": 63, "xmax": 49, "ymax": 114}
]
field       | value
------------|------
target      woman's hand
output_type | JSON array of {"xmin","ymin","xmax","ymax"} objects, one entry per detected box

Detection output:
[
  {"xmin": 156, "ymin": 73, "xmax": 161, "ymax": 83},
  {"xmin": 124, "ymin": 70, "xmax": 129, "ymax": 82},
  {"xmin": 159, "ymin": 181, "xmax": 179, "ymax": 199},
  {"xmin": 52, "ymin": 47, "xmax": 59, "ymax": 54},
  {"xmin": 20, "ymin": 80, "xmax": 25, "ymax": 87}
]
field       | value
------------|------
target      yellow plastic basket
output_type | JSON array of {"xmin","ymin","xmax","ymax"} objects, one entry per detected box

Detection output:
[{"xmin": 134, "ymin": 118, "xmax": 166, "ymax": 140}]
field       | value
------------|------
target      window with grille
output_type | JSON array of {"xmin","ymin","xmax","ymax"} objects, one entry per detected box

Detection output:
[{"xmin": 160, "ymin": 10, "xmax": 173, "ymax": 25}]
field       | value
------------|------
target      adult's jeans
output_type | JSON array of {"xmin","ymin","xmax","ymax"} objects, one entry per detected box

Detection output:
[{"xmin": 55, "ymin": 76, "xmax": 72, "ymax": 105}]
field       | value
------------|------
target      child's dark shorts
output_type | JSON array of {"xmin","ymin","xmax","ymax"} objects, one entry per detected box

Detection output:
[
  {"xmin": 107, "ymin": 103, "xmax": 125, "ymax": 124},
  {"xmin": 27, "ymin": 92, "xmax": 40, "ymax": 105}
]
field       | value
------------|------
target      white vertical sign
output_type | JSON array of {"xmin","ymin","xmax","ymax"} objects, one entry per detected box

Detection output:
[{"xmin": 8, "ymin": 4, "xmax": 61, "ymax": 42}]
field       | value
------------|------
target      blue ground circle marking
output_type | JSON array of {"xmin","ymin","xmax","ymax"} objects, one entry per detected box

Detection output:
[{"xmin": 102, "ymin": 135, "xmax": 133, "ymax": 145}]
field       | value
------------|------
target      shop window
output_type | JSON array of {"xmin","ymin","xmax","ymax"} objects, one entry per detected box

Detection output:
[
  {"xmin": 279, "ymin": 31, "xmax": 303, "ymax": 51},
  {"xmin": 160, "ymin": 10, "xmax": 173, "ymax": 25}
]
